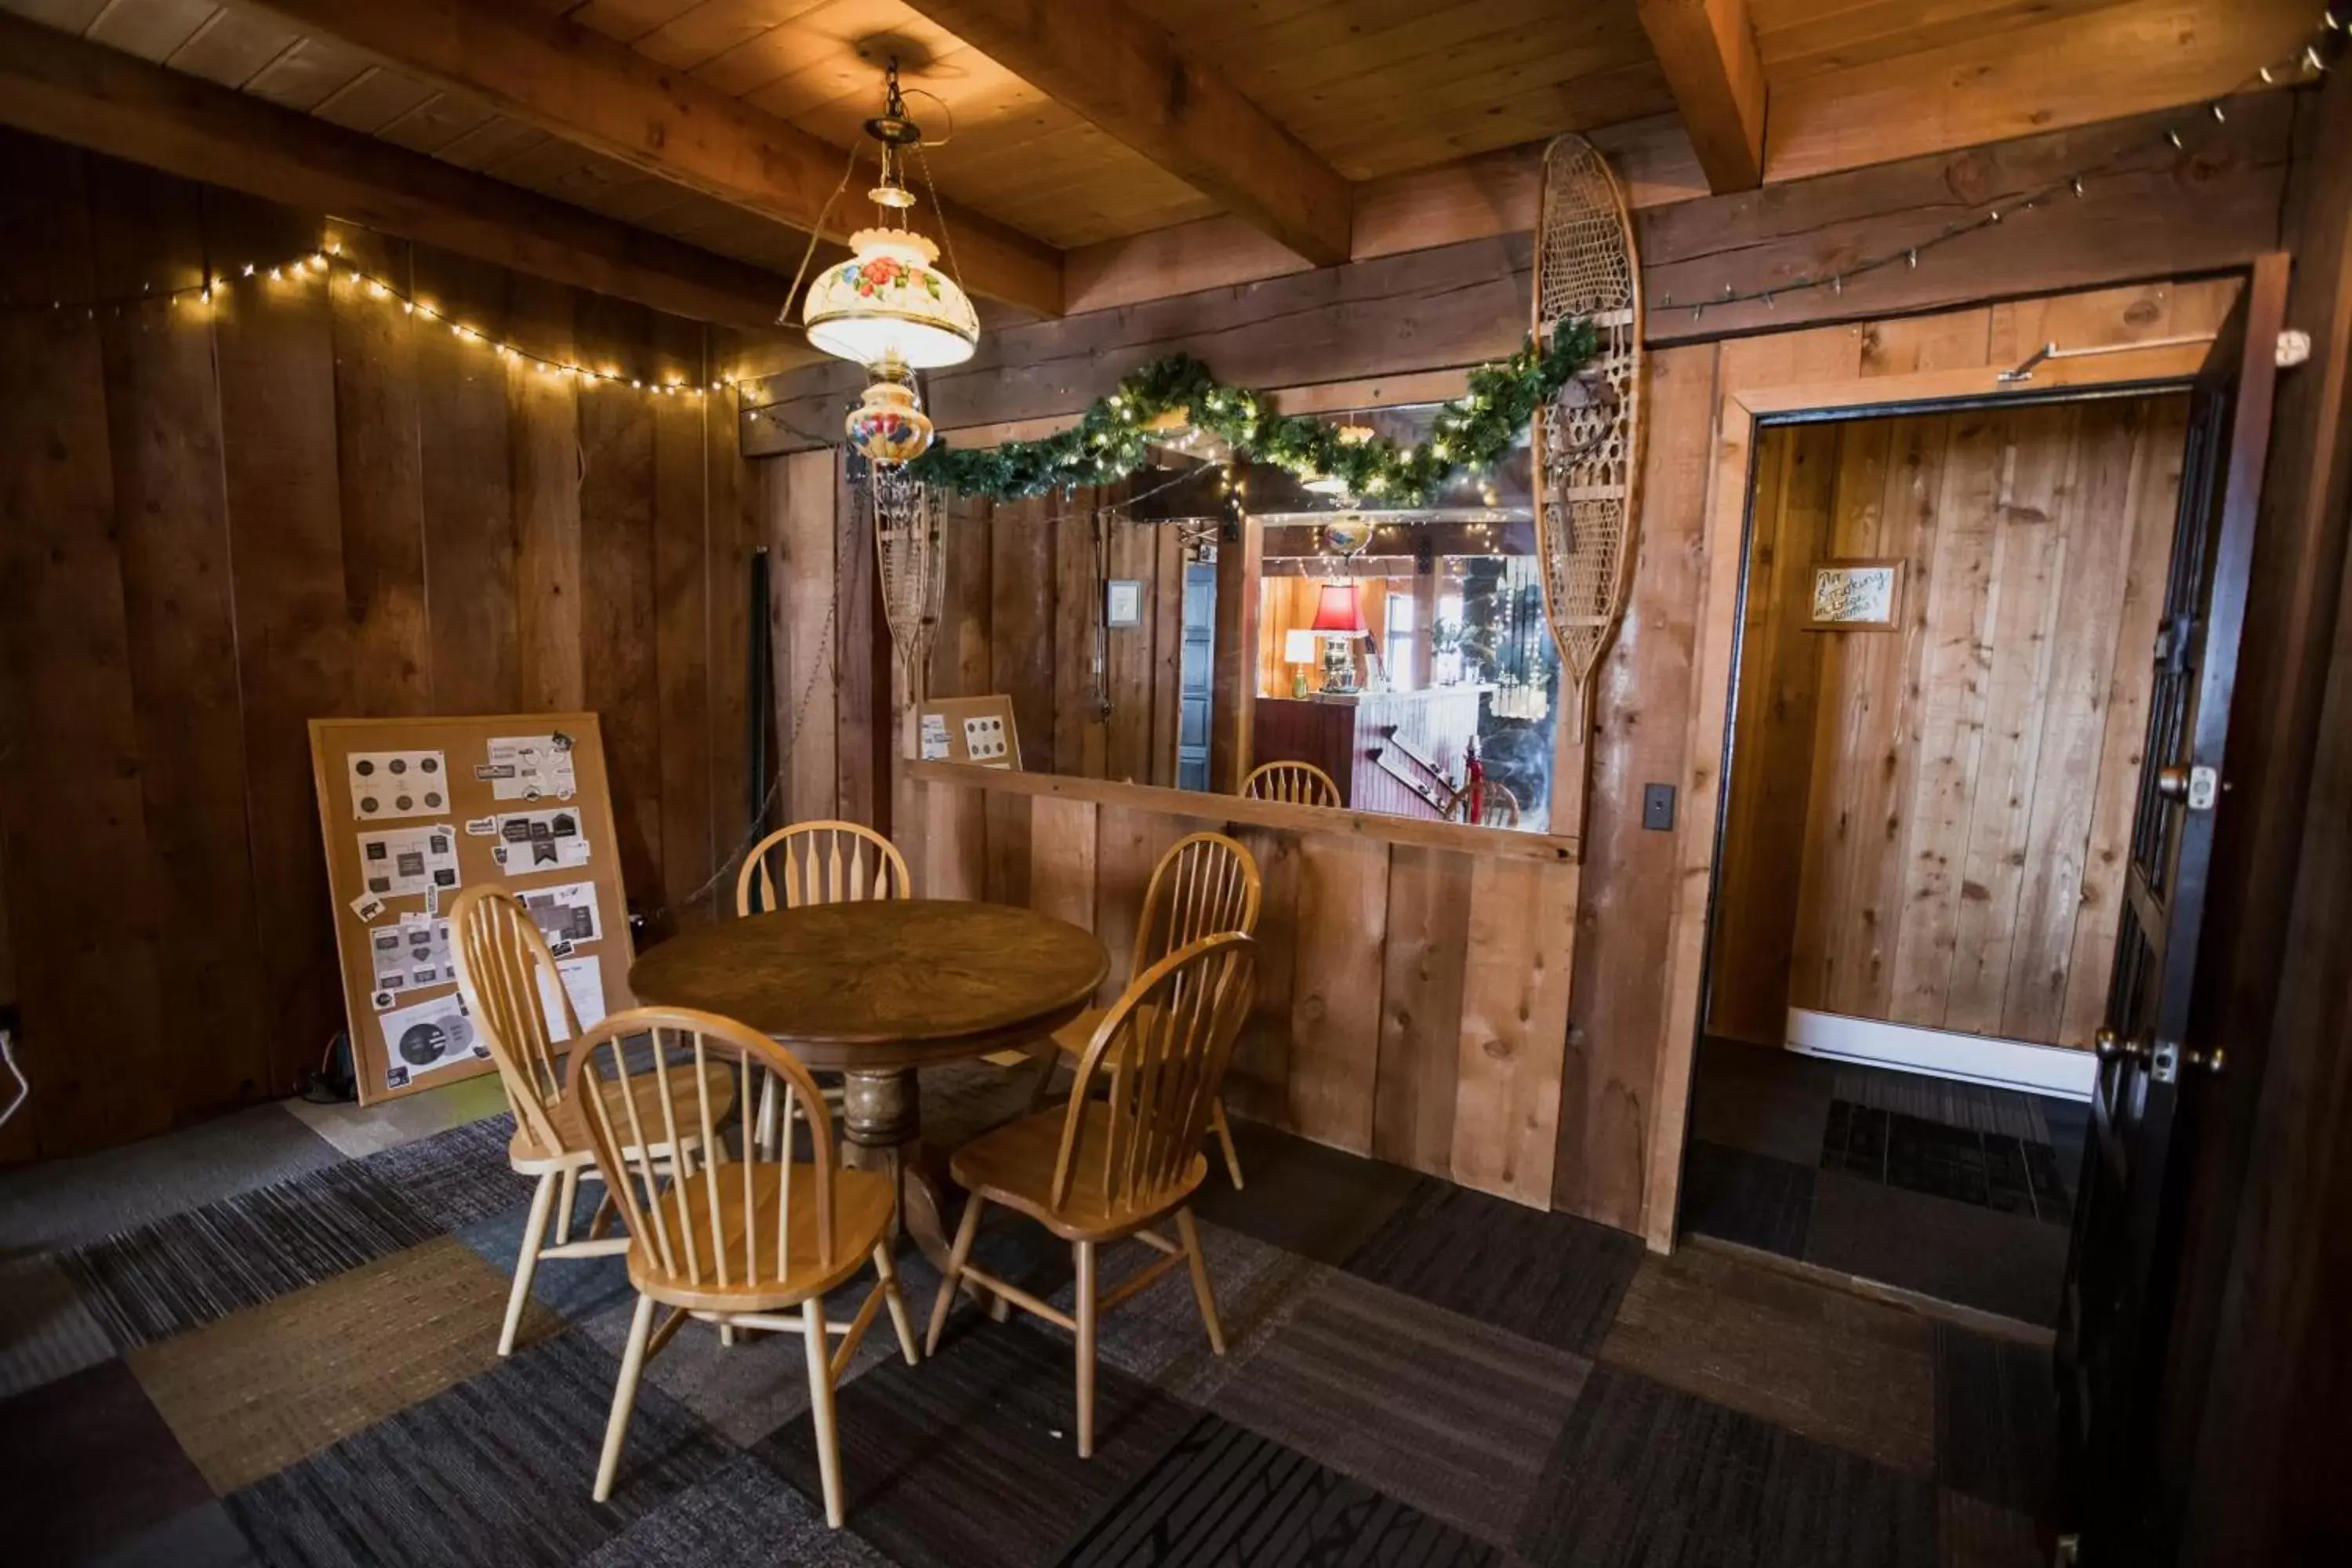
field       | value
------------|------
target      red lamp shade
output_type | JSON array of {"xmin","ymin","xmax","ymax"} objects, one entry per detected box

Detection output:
[{"xmin": 1309, "ymin": 582, "xmax": 1364, "ymax": 633}]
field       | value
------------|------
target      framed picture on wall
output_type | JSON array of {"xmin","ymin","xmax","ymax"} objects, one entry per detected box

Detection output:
[
  {"xmin": 1805, "ymin": 558, "xmax": 1904, "ymax": 631},
  {"xmin": 1105, "ymin": 579, "xmax": 1143, "ymax": 627}
]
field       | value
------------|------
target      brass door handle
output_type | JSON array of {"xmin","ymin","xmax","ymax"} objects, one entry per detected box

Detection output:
[{"xmin": 2155, "ymin": 766, "xmax": 2190, "ymax": 800}]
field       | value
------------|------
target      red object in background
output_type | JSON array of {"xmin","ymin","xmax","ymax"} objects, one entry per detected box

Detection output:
[{"xmin": 1309, "ymin": 582, "xmax": 1364, "ymax": 632}]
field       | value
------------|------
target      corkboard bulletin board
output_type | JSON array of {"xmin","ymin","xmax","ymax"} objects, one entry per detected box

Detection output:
[{"xmin": 308, "ymin": 713, "xmax": 637, "ymax": 1105}]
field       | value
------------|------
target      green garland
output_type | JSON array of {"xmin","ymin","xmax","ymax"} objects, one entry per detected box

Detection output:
[{"xmin": 906, "ymin": 321, "xmax": 1598, "ymax": 506}]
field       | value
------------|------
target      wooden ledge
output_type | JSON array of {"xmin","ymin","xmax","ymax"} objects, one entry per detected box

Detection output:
[{"xmin": 906, "ymin": 760, "xmax": 1580, "ymax": 866}]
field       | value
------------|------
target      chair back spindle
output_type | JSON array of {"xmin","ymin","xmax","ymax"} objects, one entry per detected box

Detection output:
[
  {"xmin": 736, "ymin": 821, "xmax": 911, "ymax": 916},
  {"xmin": 1053, "ymin": 935, "xmax": 1256, "ymax": 1218},
  {"xmin": 1131, "ymin": 832, "xmax": 1261, "ymax": 976},
  {"xmin": 1240, "ymin": 760, "xmax": 1341, "ymax": 808},
  {"xmin": 567, "ymin": 1007, "xmax": 840, "ymax": 1291},
  {"xmin": 450, "ymin": 884, "xmax": 581, "ymax": 1156}
]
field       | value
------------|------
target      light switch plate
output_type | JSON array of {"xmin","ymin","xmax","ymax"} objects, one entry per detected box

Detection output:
[{"xmin": 1642, "ymin": 782, "xmax": 1676, "ymax": 832}]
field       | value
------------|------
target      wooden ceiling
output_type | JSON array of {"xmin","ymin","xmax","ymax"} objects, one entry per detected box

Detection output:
[{"xmin": 0, "ymin": 0, "xmax": 2322, "ymax": 321}]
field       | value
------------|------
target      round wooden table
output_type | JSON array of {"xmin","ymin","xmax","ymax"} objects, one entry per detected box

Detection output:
[{"xmin": 627, "ymin": 898, "xmax": 1107, "ymax": 1271}]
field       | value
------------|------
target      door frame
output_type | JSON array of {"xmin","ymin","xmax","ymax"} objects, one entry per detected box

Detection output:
[{"xmin": 1644, "ymin": 293, "xmax": 2238, "ymax": 1250}]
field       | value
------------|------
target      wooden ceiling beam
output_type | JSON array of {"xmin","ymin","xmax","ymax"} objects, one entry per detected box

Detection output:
[
  {"xmin": 0, "ymin": 13, "xmax": 792, "ymax": 330},
  {"xmin": 1636, "ymin": 0, "xmax": 1768, "ymax": 193},
  {"xmin": 897, "ymin": 0, "xmax": 1353, "ymax": 268},
  {"xmin": 241, "ymin": 0, "xmax": 1065, "ymax": 317}
]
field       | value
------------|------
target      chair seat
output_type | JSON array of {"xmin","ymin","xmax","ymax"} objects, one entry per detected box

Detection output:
[
  {"xmin": 949, "ymin": 1102, "xmax": 1207, "ymax": 1241},
  {"xmin": 510, "ymin": 1061, "xmax": 740, "ymax": 1169},
  {"xmin": 626, "ymin": 1161, "xmax": 897, "ymax": 1311}
]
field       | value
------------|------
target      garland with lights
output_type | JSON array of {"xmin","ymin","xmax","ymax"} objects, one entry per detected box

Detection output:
[{"xmin": 906, "ymin": 323, "xmax": 1599, "ymax": 505}]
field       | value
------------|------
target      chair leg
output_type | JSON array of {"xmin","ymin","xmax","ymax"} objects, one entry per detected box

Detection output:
[
  {"xmin": 801, "ymin": 1296, "xmax": 844, "ymax": 1529},
  {"xmin": 1024, "ymin": 1048, "xmax": 1061, "ymax": 1112},
  {"xmin": 1074, "ymin": 1240, "xmax": 1098, "ymax": 1459},
  {"xmin": 1176, "ymin": 1207, "xmax": 1225, "ymax": 1356},
  {"xmin": 586, "ymin": 1187, "xmax": 618, "ymax": 1241},
  {"xmin": 873, "ymin": 1241, "xmax": 920, "ymax": 1365},
  {"xmin": 593, "ymin": 1293, "xmax": 656, "ymax": 1503},
  {"xmin": 554, "ymin": 1165, "xmax": 579, "ymax": 1246},
  {"xmin": 1209, "ymin": 1099, "xmax": 1244, "ymax": 1189},
  {"xmin": 926, "ymin": 1193, "xmax": 985, "ymax": 1356},
  {"xmin": 501, "ymin": 1170, "xmax": 559, "ymax": 1357}
]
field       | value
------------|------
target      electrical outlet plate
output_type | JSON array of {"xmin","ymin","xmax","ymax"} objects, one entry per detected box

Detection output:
[{"xmin": 1642, "ymin": 782, "xmax": 1676, "ymax": 832}]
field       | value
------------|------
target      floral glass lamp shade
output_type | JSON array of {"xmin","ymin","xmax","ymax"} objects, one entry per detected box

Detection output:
[
  {"xmin": 803, "ymin": 228, "xmax": 978, "ymax": 373},
  {"xmin": 1308, "ymin": 583, "xmax": 1365, "ymax": 693}
]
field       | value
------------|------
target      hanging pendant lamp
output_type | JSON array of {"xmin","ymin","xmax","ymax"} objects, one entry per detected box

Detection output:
[{"xmin": 804, "ymin": 60, "xmax": 978, "ymax": 465}]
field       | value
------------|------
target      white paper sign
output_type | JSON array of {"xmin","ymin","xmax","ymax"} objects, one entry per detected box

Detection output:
[
  {"xmin": 920, "ymin": 713, "xmax": 950, "ymax": 760},
  {"xmin": 347, "ymin": 750, "xmax": 449, "ymax": 821},
  {"xmin": 356, "ymin": 822, "xmax": 461, "ymax": 901},
  {"xmin": 534, "ymin": 954, "xmax": 608, "ymax": 1036},
  {"xmin": 478, "ymin": 734, "xmax": 577, "ymax": 801},
  {"xmin": 378, "ymin": 991, "xmax": 486, "ymax": 1091},
  {"xmin": 491, "ymin": 806, "xmax": 591, "ymax": 873},
  {"xmin": 520, "ymin": 879, "xmax": 602, "ymax": 949}
]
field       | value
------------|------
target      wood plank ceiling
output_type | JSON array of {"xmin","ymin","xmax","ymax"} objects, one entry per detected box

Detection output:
[{"xmin": 0, "ymin": 0, "xmax": 2322, "ymax": 318}]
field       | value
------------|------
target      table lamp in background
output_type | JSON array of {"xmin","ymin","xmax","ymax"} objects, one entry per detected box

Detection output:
[
  {"xmin": 1283, "ymin": 629, "xmax": 1318, "ymax": 697},
  {"xmin": 1310, "ymin": 583, "xmax": 1366, "ymax": 695}
]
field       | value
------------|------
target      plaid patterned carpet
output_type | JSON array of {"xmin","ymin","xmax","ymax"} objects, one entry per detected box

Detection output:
[{"xmin": 1, "ymin": 1071, "xmax": 2056, "ymax": 1567}]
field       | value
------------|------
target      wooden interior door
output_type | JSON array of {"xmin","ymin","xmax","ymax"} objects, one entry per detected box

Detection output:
[{"xmin": 2057, "ymin": 255, "xmax": 2288, "ymax": 1565}]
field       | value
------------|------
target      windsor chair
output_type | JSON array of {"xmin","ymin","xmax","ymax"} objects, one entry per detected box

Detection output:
[
  {"xmin": 735, "ymin": 820, "xmax": 913, "ymax": 1150},
  {"xmin": 450, "ymin": 885, "xmax": 734, "ymax": 1357},
  {"xmin": 568, "ymin": 1005, "xmax": 916, "ymax": 1521},
  {"xmin": 1241, "ymin": 759, "xmax": 1342, "ymax": 808},
  {"xmin": 1033, "ymin": 832, "xmax": 1260, "ymax": 1188},
  {"xmin": 929, "ymin": 932, "xmax": 1257, "ymax": 1457}
]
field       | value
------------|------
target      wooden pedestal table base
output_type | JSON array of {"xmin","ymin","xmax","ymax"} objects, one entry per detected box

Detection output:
[{"xmin": 627, "ymin": 898, "xmax": 1109, "ymax": 1281}]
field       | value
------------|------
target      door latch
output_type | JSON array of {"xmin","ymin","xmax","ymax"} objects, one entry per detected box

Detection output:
[
  {"xmin": 2156, "ymin": 764, "xmax": 2220, "ymax": 810},
  {"xmin": 2278, "ymin": 328, "xmax": 2313, "ymax": 368}
]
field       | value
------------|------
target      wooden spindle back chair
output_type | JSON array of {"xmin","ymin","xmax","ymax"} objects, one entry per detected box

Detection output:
[
  {"xmin": 565, "ymin": 1005, "xmax": 914, "ymax": 1520},
  {"xmin": 451, "ymin": 884, "xmax": 633, "ymax": 1355},
  {"xmin": 736, "ymin": 820, "xmax": 911, "ymax": 916},
  {"xmin": 1478, "ymin": 780, "xmax": 1523, "ymax": 829},
  {"xmin": 1041, "ymin": 833, "xmax": 1261, "ymax": 1187},
  {"xmin": 930, "ymin": 933, "xmax": 1258, "ymax": 1457},
  {"xmin": 1241, "ymin": 759, "xmax": 1341, "ymax": 808}
]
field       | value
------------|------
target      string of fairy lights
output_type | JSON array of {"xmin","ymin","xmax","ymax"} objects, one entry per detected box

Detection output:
[
  {"xmin": 1664, "ymin": 9, "xmax": 2346, "ymax": 324},
  {"xmin": 4, "ymin": 235, "xmax": 745, "ymax": 405}
]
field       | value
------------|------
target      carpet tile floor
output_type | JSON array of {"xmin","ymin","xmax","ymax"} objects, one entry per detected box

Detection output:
[
  {"xmin": 2, "ymin": 1069, "xmax": 2056, "ymax": 1566},
  {"xmin": 1682, "ymin": 1036, "xmax": 2086, "ymax": 1325}
]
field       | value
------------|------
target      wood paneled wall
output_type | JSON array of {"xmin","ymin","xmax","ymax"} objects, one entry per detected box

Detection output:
[
  {"xmin": 909, "ymin": 764, "xmax": 1578, "ymax": 1209},
  {"xmin": 0, "ymin": 130, "xmax": 759, "ymax": 1163},
  {"xmin": 924, "ymin": 492, "xmax": 1189, "ymax": 789},
  {"xmin": 1708, "ymin": 398, "xmax": 2190, "ymax": 1051}
]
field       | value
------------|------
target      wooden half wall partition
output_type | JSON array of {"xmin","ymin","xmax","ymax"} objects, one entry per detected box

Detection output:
[{"xmin": 904, "ymin": 761, "xmax": 1581, "ymax": 1212}]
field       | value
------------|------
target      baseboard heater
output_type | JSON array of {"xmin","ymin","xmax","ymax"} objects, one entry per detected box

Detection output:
[{"xmin": 1784, "ymin": 1007, "xmax": 2096, "ymax": 1102}]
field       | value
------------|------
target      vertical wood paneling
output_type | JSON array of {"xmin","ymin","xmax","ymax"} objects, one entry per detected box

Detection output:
[
  {"xmin": 413, "ymin": 250, "xmax": 519, "ymax": 714},
  {"xmin": 0, "ymin": 138, "xmax": 172, "ymax": 1150},
  {"xmin": 1152, "ymin": 525, "xmax": 1185, "ymax": 787},
  {"xmin": 1225, "ymin": 826, "xmax": 1301, "ymax": 1127},
  {"xmin": 1559, "ymin": 341, "xmax": 1718, "ymax": 1230},
  {"xmin": 2059, "ymin": 397, "xmax": 2189, "ymax": 1044},
  {"xmin": 776, "ymin": 447, "xmax": 837, "ymax": 824},
  {"xmin": 1105, "ymin": 517, "xmax": 1156, "ymax": 782},
  {"xmin": 209, "ymin": 187, "xmax": 354, "ymax": 1096},
  {"xmin": 323, "ymin": 224, "xmax": 430, "ymax": 716},
  {"xmin": 0, "ymin": 140, "xmax": 753, "ymax": 1160},
  {"xmin": 831, "ymin": 456, "xmax": 879, "ymax": 827},
  {"xmin": 939, "ymin": 495, "xmax": 993, "ymax": 700},
  {"xmin": 1054, "ymin": 506, "xmax": 1108, "ymax": 779},
  {"xmin": 509, "ymin": 274, "xmax": 583, "ymax": 713},
  {"xmin": 1093, "ymin": 803, "xmax": 1185, "ymax": 999},
  {"xmin": 1288, "ymin": 833, "xmax": 1388, "ymax": 1155},
  {"xmin": 1372, "ymin": 844, "xmax": 1473, "ymax": 1172},
  {"xmin": 577, "ymin": 298, "xmax": 663, "ymax": 916},
  {"xmin": 652, "ymin": 316, "xmax": 711, "ymax": 927},
  {"xmin": 86, "ymin": 157, "xmax": 272, "ymax": 1123},
  {"xmin": 1716, "ymin": 395, "xmax": 2191, "ymax": 1053},
  {"xmin": 706, "ymin": 339, "xmax": 753, "ymax": 877},
  {"xmin": 1942, "ymin": 410, "xmax": 2073, "ymax": 1034},
  {"xmin": 1027, "ymin": 796, "xmax": 1098, "ymax": 931},
  {"xmin": 919, "ymin": 779, "xmax": 986, "ymax": 901},
  {"xmin": 1452, "ymin": 857, "xmax": 1578, "ymax": 1206}
]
